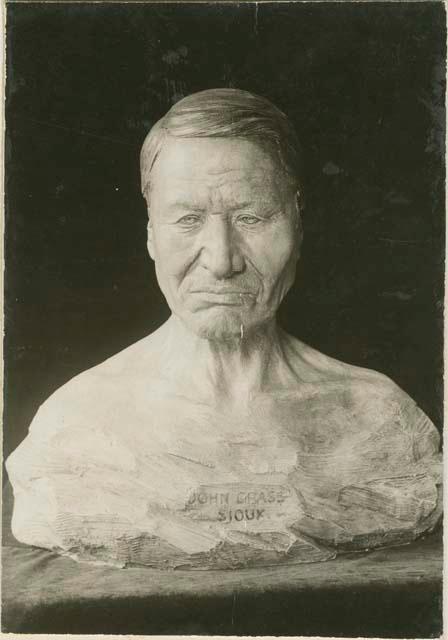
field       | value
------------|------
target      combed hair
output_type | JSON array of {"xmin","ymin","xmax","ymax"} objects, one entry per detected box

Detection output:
[{"xmin": 140, "ymin": 88, "xmax": 303, "ymax": 199}]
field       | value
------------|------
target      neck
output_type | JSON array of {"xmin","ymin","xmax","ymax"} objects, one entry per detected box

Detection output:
[{"xmin": 158, "ymin": 314, "xmax": 290, "ymax": 405}]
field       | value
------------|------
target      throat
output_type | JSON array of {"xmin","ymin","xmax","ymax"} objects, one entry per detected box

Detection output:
[{"xmin": 159, "ymin": 315, "xmax": 288, "ymax": 404}]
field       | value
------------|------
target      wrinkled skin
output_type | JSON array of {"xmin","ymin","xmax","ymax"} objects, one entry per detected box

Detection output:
[{"xmin": 146, "ymin": 137, "xmax": 301, "ymax": 341}]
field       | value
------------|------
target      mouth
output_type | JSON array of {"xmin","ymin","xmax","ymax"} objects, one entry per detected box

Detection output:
[{"xmin": 189, "ymin": 289, "xmax": 256, "ymax": 306}]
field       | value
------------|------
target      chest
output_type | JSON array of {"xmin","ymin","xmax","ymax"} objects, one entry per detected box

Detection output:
[{"xmin": 116, "ymin": 386, "xmax": 374, "ymax": 477}]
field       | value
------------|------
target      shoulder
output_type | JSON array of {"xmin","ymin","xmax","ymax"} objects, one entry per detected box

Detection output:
[
  {"xmin": 6, "ymin": 332, "xmax": 162, "ymax": 482},
  {"xmin": 285, "ymin": 335, "xmax": 440, "ymax": 457},
  {"xmin": 27, "ymin": 330, "xmax": 164, "ymax": 439}
]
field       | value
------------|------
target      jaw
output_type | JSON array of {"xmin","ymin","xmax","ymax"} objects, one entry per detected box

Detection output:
[
  {"xmin": 157, "ymin": 258, "xmax": 298, "ymax": 345},
  {"xmin": 175, "ymin": 306, "xmax": 275, "ymax": 343}
]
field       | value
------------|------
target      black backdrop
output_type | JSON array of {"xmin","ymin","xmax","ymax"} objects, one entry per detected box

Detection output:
[{"xmin": 4, "ymin": 1, "xmax": 445, "ymax": 459}]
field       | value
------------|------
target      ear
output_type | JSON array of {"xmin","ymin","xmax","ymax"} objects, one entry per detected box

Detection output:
[{"xmin": 147, "ymin": 215, "xmax": 155, "ymax": 261}]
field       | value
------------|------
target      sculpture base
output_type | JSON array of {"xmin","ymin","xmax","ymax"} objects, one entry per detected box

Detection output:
[{"xmin": 59, "ymin": 531, "xmax": 336, "ymax": 570}]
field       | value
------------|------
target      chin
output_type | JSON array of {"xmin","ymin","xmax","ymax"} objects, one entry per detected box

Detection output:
[{"xmin": 183, "ymin": 307, "xmax": 260, "ymax": 342}]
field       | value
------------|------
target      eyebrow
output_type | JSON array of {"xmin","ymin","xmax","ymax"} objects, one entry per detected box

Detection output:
[
  {"xmin": 167, "ymin": 201, "xmax": 254, "ymax": 212},
  {"xmin": 167, "ymin": 202, "xmax": 205, "ymax": 212}
]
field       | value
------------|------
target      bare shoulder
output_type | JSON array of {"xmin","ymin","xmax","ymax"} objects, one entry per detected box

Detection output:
[
  {"xmin": 25, "ymin": 329, "xmax": 166, "ymax": 439},
  {"xmin": 284, "ymin": 334, "xmax": 440, "ymax": 455},
  {"xmin": 5, "ymin": 329, "xmax": 167, "ymax": 484},
  {"xmin": 285, "ymin": 332, "xmax": 397, "ymax": 387}
]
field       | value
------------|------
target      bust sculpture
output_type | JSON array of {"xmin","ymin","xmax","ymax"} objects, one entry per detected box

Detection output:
[{"xmin": 6, "ymin": 88, "xmax": 442, "ymax": 569}]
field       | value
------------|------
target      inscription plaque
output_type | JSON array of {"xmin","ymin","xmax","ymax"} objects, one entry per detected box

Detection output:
[{"xmin": 185, "ymin": 483, "xmax": 301, "ymax": 529}]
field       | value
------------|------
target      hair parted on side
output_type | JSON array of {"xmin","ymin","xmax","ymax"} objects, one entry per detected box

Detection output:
[{"xmin": 140, "ymin": 88, "xmax": 303, "ymax": 201}]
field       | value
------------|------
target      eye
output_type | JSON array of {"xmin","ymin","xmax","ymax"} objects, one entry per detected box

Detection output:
[
  {"xmin": 236, "ymin": 214, "xmax": 262, "ymax": 226},
  {"xmin": 177, "ymin": 214, "xmax": 202, "ymax": 227}
]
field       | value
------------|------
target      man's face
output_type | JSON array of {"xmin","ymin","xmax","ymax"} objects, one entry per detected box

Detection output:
[{"xmin": 146, "ymin": 137, "xmax": 301, "ymax": 340}]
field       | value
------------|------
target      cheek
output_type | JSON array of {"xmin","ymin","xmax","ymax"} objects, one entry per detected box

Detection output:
[
  {"xmin": 246, "ymin": 226, "xmax": 298, "ymax": 281},
  {"xmin": 153, "ymin": 228, "xmax": 194, "ymax": 278}
]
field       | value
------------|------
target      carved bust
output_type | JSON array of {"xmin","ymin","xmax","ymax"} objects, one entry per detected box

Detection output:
[{"xmin": 6, "ymin": 88, "xmax": 442, "ymax": 569}]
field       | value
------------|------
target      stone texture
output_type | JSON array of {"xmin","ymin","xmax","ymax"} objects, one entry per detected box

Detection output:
[{"xmin": 6, "ymin": 331, "xmax": 442, "ymax": 569}]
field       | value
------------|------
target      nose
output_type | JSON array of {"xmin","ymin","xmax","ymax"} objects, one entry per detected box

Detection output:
[{"xmin": 199, "ymin": 217, "xmax": 244, "ymax": 279}]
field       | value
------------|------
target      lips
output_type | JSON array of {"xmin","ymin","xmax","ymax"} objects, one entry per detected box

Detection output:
[
  {"xmin": 189, "ymin": 288, "xmax": 256, "ymax": 306},
  {"xmin": 191, "ymin": 288, "xmax": 254, "ymax": 295}
]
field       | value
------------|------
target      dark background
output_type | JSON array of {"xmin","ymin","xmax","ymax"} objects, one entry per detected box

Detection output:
[{"xmin": 4, "ymin": 1, "xmax": 445, "ymax": 460}]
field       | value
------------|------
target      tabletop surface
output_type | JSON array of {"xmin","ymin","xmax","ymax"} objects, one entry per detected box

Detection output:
[{"xmin": 2, "ymin": 531, "xmax": 442, "ymax": 602}]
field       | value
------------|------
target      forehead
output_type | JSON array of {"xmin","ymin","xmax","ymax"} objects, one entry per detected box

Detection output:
[{"xmin": 150, "ymin": 137, "xmax": 284, "ymax": 200}]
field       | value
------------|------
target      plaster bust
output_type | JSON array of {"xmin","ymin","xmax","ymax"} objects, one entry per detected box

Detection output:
[{"xmin": 6, "ymin": 89, "xmax": 442, "ymax": 569}]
